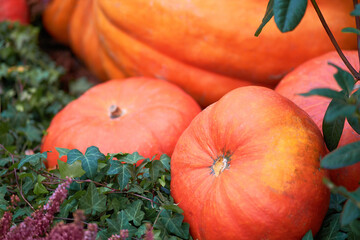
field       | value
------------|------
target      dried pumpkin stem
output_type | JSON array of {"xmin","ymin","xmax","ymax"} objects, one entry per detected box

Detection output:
[{"xmin": 109, "ymin": 104, "xmax": 122, "ymax": 119}]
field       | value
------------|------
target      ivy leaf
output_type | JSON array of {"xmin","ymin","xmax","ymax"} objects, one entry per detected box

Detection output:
[
  {"xmin": 121, "ymin": 152, "xmax": 144, "ymax": 164},
  {"xmin": 162, "ymin": 204, "xmax": 184, "ymax": 214},
  {"xmin": 156, "ymin": 210, "xmax": 189, "ymax": 239},
  {"xmin": 149, "ymin": 160, "xmax": 164, "ymax": 182},
  {"xmin": 33, "ymin": 183, "xmax": 49, "ymax": 195},
  {"xmin": 321, "ymin": 141, "xmax": 360, "ymax": 169},
  {"xmin": 67, "ymin": 146, "xmax": 105, "ymax": 179},
  {"xmin": 273, "ymin": 0, "xmax": 307, "ymax": 32},
  {"xmin": 302, "ymin": 230, "xmax": 313, "ymax": 240},
  {"xmin": 299, "ymin": 88, "xmax": 346, "ymax": 100},
  {"xmin": 79, "ymin": 182, "xmax": 107, "ymax": 215},
  {"xmin": 18, "ymin": 152, "xmax": 47, "ymax": 168},
  {"xmin": 106, "ymin": 210, "xmax": 137, "ymax": 237},
  {"xmin": 322, "ymin": 99, "xmax": 346, "ymax": 151},
  {"xmin": 255, "ymin": 0, "xmax": 274, "ymax": 36},
  {"xmin": 58, "ymin": 159, "xmax": 86, "ymax": 179},
  {"xmin": 329, "ymin": 193, "xmax": 346, "ymax": 213},
  {"xmin": 107, "ymin": 159, "xmax": 123, "ymax": 175},
  {"xmin": 341, "ymin": 200, "xmax": 360, "ymax": 226},
  {"xmin": 56, "ymin": 147, "xmax": 70, "ymax": 158},
  {"xmin": 316, "ymin": 213, "xmax": 347, "ymax": 240},
  {"xmin": 117, "ymin": 164, "xmax": 133, "ymax": 190},
  {"xmin": 159, "ymin": 154, "xmax": 171, "ymax": 171},
  {"xmin": 125, "ymin": 200, "xmax": 145, "ymax": 226},
  {"xmin": 329, "ymin": 63, "xmax": 356, "ymax": 96}
]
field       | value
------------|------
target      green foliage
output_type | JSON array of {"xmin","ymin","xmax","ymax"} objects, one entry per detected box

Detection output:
[{"xmin": 255, "ymin": 0, "xmax": 307, "ymax": 36}]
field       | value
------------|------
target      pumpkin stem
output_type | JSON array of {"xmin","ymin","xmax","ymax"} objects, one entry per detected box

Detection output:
[
  {"xmin": 109, "ymin": 104, "xmax": 122, "ymax": 119},
  {"xmin": 212, "ymin": 156, "xmax": 229, "ymax": 177}
]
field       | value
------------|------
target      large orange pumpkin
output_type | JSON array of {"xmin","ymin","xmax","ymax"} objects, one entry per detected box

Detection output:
[
  {"xmin": 171, "ymin": 86, "xmax": 329, "ymax": 239},
  {"xmin": 275, "ymin": 50, "xmax": 360, "ymax": 191},
  {"xmin": 42, "ymin": 0, "xmax": 356, "ymax": 107},
  {"xmin": 41, "ymin": 77, "xmax": 201, "ymax": 169}
]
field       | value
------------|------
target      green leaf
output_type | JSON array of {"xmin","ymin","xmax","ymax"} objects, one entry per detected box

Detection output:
[
  {"xmin": 58, "ymin": 159, "xmax": 86, "ymax": 178},
  {"xmin": 273, "ymin": 0, "xmax": 307, "ymax": 32},
  {"xmin": 321, "ymin": 141, "xmax": 360, "ymax": 169},
  {"xmin": 125, "ymin": 200, "xmax": 145, "ymax": 226},
  {"xmin": 341, "ymin": 200, "xmax": 360, "ymax": 226},
  {"xmin": 117, "ymin": 164, "xmax": 133, "ymax": 190},
  {"xmin": 299, "ymin": 88, "xmax": 346, "ymax": 100},
  {"xmin": 159, "ymin": 154, "xmax": 171, "ymax": 171},
  {"xmin": 329, "ymin": 194, "xmax": 346, "ymax": 212},
  {"xmin": 323, "ymin": 99, "xmax": 346, "ymax": 151},
  {"xmin": 351, "ymin": 4, "xmax": 360, "ymax": 16},
  {"xmin": 107, "ymin": 159, "xmax": 123, "ymax": 175},
  {"xmin": 302, "ymin": 230, "xmax": 313, "ymax": 240},
  {"xmin": 56, "ymin": 147, "xmax": 70, "ymax": 158},
  {"xmin": 347, "ymin": 114, "xmax": 360, "ymax": 135},
  {"xmin": 149, "ymin": 160, "xmax": 164, "ymax": 182},
  {"xmin": 106, "ymin": 210, "xmax": 136, "ymax": 237},
  {"xmin": 317, "ymin": 213, "xmax": 347, "ymax": 240},
  {"xmin": 121, "ymin": 152, "xmax": 144, "ymax": 164},
  {"xmin": 329, "ymin": 63, "xmax": 356, "ymax": 96},
  {"xmin": 157, "ymin": 210, "xmax": 189, "ymax": 239},
  {"xmin": 323, "ymin": 99, "xmax": 356, "ymax": 122},
  {"xmin": 33, "ymin": 183, "xmax": 49, "ymax": 195},
  {"xmin": 67, "ymin": 146, "xmax": 105, "ymax": 179},
  {"xmin": 342, "ymin": 27, "xmax": 360, "ymax": 36},
  {"xmin": 255, "ymin": 0, "xmax": 274, "ymax": 37},
  {"xmin": 162, "ymin": 204, "xmax": 184, "ymax": 214},
  {"xmin": 18, "ymin": 152, "xmax": 47, "ymax": 168},
  {"xmin": 79, "ymin": 182, "xmax": 107, "ymax": 215}
]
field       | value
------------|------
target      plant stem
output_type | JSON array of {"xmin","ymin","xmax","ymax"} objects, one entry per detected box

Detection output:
[
  {"xmin": 311, "ymin": 0, "xmax": 360, "ymax": 80},
  {"xmin": 354, "ymin": 0, "xmax": 360, "ymax": 69}
]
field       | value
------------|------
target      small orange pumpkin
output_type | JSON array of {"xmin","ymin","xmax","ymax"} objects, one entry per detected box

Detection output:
[
  {"xmin": 171, "ymin": 86, "xmax": 329, "ymax": 239},
  {"xmin": 276, "ymin": 50, "xmax": 360, "ymax": 191},
  {"xmin": 41, "ymin": 77, "xmax": 201, "ymax": 169}
]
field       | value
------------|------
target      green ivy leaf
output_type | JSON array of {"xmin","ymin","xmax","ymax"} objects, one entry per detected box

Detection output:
[
  {"xmin": 67, "ymin": 146, "xmax": 105, "ymax": 179},
  {"xmin": 323, "ymin": 99, "xmax": 346, "ymax": 151},
  {"xmin": 273, "ymin": 0, "xmax": 307, "ymax": 32},
  {"xmin": 149, "ymin": 160, "xmax": 164, "ymax": 183},
  {"xmin": 159, "ymin": 155, "xmax": 171, "ymax": 171},
  {"xmin": 316, "ymin": 213, "xmax": 347, "ymax": 240},
  {"xmin": 125, "ymin": 200, "xmax": 145, "ymax": 226},
  {"xmin": 106, "ymin": 210, "xmax": 137, "ymax": 237},
  {"xmin": 162, "ymin": 204, "xmax": 184, "ymax": 214},
  {"xmin": 56, "ymin": 147, "xmax": 70, "ymax": 158},
  {"xmin": 255, "ymin": 0, "xmax": 274, "ymax": 36},
  {"xmin": 121, "ymin": 152, "xmax": 144, "ymax": 164},
  {"xmin": 329, "ymin": 63, "xmax": 356, "ymax": 96},
  {"xmin": 321, "ymin": 142, "xmax": 360, "ymax": 169},
  {"xmin": 329, "ymin": 194, "xmax": 347, "ymax": 213},
  {"xmin": 79, "ymin": 182, "xmax": 107, "ymax": 215},
  {"xmin": 341, "ymin": 200, "xmax": 360, "ymax": 226},
  {"xmin": 302, "ymin": 230, "xmax": 313, "ymax": 240},
  {"xmin": 33, "ymin": 183, "xmax": 49, "ymax": 195},
  {"xmin": 117, "ymin": 164, "xmax": 133, "ymax": 190},
  {"xmin": 156, "ymin": 210, "xmax": 189, "ymax": 239},
  {"xmin": 58, "ymin": 159, "xmax": 86, "ymax": 179},
  {"xmin": 18, "ymin": 152, "xmax": 47, "ymax": 168}
]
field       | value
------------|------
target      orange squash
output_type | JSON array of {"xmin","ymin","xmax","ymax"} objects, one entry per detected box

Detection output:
[
  {"xmin": 0, "ymin": 0, "xmax": 29, "ymax": 24},
  {"xmin": 171, "ymin": 86, "xmax": 329, "ymax": 239},
  {"xmin": 43, "ymin": 0, "xmax": 356, "ymax": 106},
  {"xmin": 41, "ymin": 77, "xmax": 201, "ymax": 169},
  {"xmin": 276, "ymin": 50, "xmax": 360, "ymax": 191}
]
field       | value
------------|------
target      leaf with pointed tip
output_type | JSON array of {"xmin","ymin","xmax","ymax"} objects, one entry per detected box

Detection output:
[
  {"xmin": 329, "ymin": 63, "xmax": 356, "ymax": 96},
  {"xmin": 117, "ymin": 164, "xmax": 133, "ymax": 190},
  {"xmin": 106, "ymin": 210, "xmax": 137, "ymax": 237},
  {"xmin": 156, "ymin": 210, "xmax": 189, "ymax": 239},
  {"xmin": 58, "ymin": 159, "xmax": 86, "ymax": 178},
  {"xmin": 273, "ymin": 0, "xmax": 307, "ymax": 32},
  {"xmin": 255, "ymin": 0, "xmax": 274, "ymax": 36},
  {"xmin": 342, "ymin": 27, "xmax": 360, "ymax": 35},
  {"xmin": 56, "ymin": 147, "xmax": 70, "ymax": 158},
  {"xmin": 149, "ymin": 160, "xmax": 164, "ymax": 182},
  {"xmin": 79, "ymin": 182, "xmax": 107, "ymax": 215},
  {"xmin": 125, "ymin": 200, "xmax": 145, "ymax": 226},
  {"xmin": 302, "ymin": 230, "xmax": 313, "ymax": 240},
  {"xmin": 341, "ymin": 200, "xmax": 360, "ymax": 226},
  {"xmin": 121, "ymin": 152, "xmax": 144, "ymax": 164},
  {"xmin": 299, "ymin": 88, "xmax": 346, "ymax": 100},
  {"xmin": 321, "ymin": 141, "xmax": 360, "ymax": 169},
  {"xmin": 347, "ymin": 114, "xmax": 360, "ymax": 134},
  {"xmin": 18, "ymin": 152, "xmax": 47, "ymax": 168}
]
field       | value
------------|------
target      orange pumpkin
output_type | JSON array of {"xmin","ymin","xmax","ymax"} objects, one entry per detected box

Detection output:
[
  {"xmin": 43, "ymin": 0, "xmax": 356, "ymax": 107},
  {"xmin": 171, "ymin": 86, "xmax": 329, "ymax": 239},
  {"xmin": 41, "ymin": 77, "xmax": 201, "ymax": 169},
  {"xmin": 275, "ymin": 50, "xmax": 360, "ymax": 191}
]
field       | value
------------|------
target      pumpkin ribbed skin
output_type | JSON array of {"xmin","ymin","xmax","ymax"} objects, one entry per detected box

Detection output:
[
  {"xmin": 171, "ymin": 87, "xmax": 329, "ymax": 239},
  {"xmin": 41, "ymin": 77, "xmax": 201, "ymax": 169},
  {"xmin": 43, "ymin": 0, "xmax": 356, "ymax": 106},
  {"xmin": 276, "ymin": 51, "xmax": 360, "ymax": 191}
]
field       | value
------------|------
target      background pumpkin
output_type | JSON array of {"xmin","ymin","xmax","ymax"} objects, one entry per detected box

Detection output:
[
  {"xmin": 42, "ymin": 0, "xmax": 356, "ymax": 107},
  {"xmin": 0, "ymin": 0, "xmax": 29, "ymax": 24},
  {"xmin": 275, "ymin": 50, "xmax": 360, "ymax": 191},
  {"xmin": 171, "ymin": 86, "xmax": 329, "ymax": 240},
  {"xmin": 41, "ymin": 77, "xmax": 201, "ymax": 169}
]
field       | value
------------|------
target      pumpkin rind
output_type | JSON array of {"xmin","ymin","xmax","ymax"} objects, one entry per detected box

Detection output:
[
  {"xmin": 276, "ymin": 50, "xmax": 360, "ymax": 191},
  {"xmin": 41, "ymin": 77, "xmax": 201, "ymax": 169},
  {"xmin": 171, "ymin": 86, "xmax": 329, "ymax": 239},
  {"xmin": 43, "ymin": 0, "xmax": 356, "ymax": 107}
]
